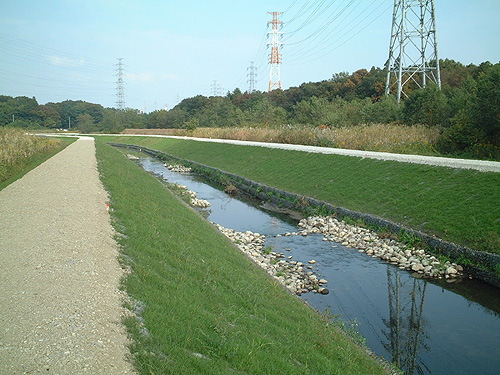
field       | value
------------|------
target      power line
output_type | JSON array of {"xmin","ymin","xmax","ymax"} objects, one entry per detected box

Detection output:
[
  {"xmin": 286, "ymin": 0, "xmax": 391, "ymax": 64},
  {"xmin": 285, "ymin": 0, "xmax": 360, "ymax": 60},
  {"xmin": 285, "ymin": 0, "xmax": 358, "ymax": 47}
]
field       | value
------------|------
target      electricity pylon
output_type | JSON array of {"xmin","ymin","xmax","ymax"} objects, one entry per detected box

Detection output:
[
  {"xmin": 210, "ymin": 80, "xmax": 222, "ymax": 96},
  {"xmin": 247, "ymin": 61, "xmax": 257, "ymax": 93},
  {"xmin": 267, "ymin": 11, "xmax": 283, "ymax": 92},
  {"xmin": 385, "ymin": 0, "xmax": 441, "ymax": 102},
  {"xmin": 115, "ymin": 58, "xmax": 125, "ymax": 109}
]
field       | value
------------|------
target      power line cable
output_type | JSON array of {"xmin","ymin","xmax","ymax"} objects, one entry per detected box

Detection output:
[
  {"xmin": 285, "ymin": 0, "xmax": 360, "ymax": 59},
  {"xmin": 284, "ymin": 0, "xmax": 356, "ymax": 47},
  {"xmin": 288, "ymin": 2, "xmax": 392, "ymax": 64}
]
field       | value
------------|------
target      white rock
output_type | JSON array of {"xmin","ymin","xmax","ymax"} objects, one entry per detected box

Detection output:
[
  {"xmin": 411, "ymin": 263, "xmax": 424, "ymax": 272},
  {"xmin": 446, "ymin": 267, "xmax": 458, "ymax": 275}
]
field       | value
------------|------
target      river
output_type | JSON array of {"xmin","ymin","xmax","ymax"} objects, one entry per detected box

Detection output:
[{"xmin": 136, "ymin": 154, "xmax": 500, "ymax": 375}]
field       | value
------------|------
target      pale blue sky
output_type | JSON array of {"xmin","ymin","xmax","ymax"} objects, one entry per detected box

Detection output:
[{"xmin": 1, "ymin": 0, "xmax": 499, "ymax": 112}]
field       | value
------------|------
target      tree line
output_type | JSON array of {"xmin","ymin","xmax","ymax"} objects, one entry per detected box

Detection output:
[{"xmin": 1, "ymin": 59, "xmax": 498, "ymax": 158}]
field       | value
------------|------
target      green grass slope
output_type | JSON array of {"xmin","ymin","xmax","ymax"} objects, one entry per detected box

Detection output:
[
  {"xmin": 99, "ymin": 136, "xmax": 500, "ymax": 254},
  {"xmin": 95, "ymin": 139, "xmax": 388, "ymax": 375}
]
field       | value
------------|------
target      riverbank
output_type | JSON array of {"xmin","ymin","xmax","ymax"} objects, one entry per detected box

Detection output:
[
  {"xmin": 117, "ymin": 143, "xmax": 500, "ymax": 287},
  {"xmin": 128, "ymin": 148, "xmax": 500, "ymax": 375},
  {"xmin": 95, "ymin": 139, "xmax": 391, "ymax": 374},
  {"xmin": 97, "ymin": 135, "xmax": 500, "ymax": 256}
]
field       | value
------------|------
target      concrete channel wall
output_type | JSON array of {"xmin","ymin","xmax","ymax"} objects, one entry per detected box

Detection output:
[{"xmin": 112, "ymin": 143, "xmax": 500, "ymax": 288}]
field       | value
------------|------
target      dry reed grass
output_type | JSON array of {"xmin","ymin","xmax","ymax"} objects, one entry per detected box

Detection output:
[
  {"xmin": 0, "ymin": 128, "xmax": 61, "ymax": 177},
  {"xmin": 183, "ymin": 124, "xmax": 440, "ymax": 155}
]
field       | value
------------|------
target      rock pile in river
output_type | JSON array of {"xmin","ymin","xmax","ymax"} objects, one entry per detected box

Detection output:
[
  {"xmin": 164, "ymin": 164, "xmax": 192, "ymax": 173},
  {"xmin": 296, "ymin": 216, "xmax": 463, "ymax": 280},
  {"xmin": 215, "ymin": 224, "xmax": 328, "ymax": 295},
  {"xmin": 192, "ymin": 198, "xmax": 211, "ymax": 208},
  {"xmin": 174, "ymin": 184, "xmax": 211, "ymax": 208}
]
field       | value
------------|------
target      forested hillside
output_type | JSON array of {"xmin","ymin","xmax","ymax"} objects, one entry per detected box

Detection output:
[{"xmin": 1, "ymin": 59, "xmax": 498, "ymax": 159}]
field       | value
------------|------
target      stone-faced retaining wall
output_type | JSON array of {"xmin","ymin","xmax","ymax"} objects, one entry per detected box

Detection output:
[{"xmin": 111, "ymin": 143, "xmax": 500, "ymax": 288}]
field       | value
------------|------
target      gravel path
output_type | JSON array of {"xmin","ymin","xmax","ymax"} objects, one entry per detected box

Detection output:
[
  {"xmin": 107, "ymin": 134, "xmax": 500, "ymax": 173},
  {"xmin": 0, "ymin": 137, "xmax": 135, "ymax": 374}
]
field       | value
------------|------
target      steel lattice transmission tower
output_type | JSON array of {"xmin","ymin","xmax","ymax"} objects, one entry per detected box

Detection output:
[
  {"xmin": 247, "ymin": 61, "xmax": 257, "ymax": 93},
  {"xmin": 384, "ymin": 0, "xmax": 441, "ymax": 102},
  {"xmin": 210, "ymin": 80, "xmax": 222, "ymax": 96},
  {"xmin": 115, "ymin": 58, "xmax": 125, "ymax": 109},
  {"xmin": 267, "ymin": 12, "xmax": 283, "ymax": 92}
]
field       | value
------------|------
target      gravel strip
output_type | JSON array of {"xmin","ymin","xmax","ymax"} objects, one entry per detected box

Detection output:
[{"xmin": 0, "ymin": 137, "xmax": 135, "ymax": 374}]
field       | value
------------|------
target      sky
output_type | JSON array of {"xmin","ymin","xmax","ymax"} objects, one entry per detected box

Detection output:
[{"xmin": 1, "ymin": 0, "xmax": 499, "ymax": 112}]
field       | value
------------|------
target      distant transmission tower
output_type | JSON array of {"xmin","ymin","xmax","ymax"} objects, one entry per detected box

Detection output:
[
  {"xmin": 115, "ymin": 58, "xmax": 125, "ymax": 109},
  {"xmin": 267, "ymin": 11, "xmax": 283, "ymax": 92},
  {"xmin": 384, "ymin": 0, "xmax": 441, "ymax": 102},
  {"xmin": 247, "ymin": 61, "xmax": 257, "ymax": 93},
  {"xmin": 210, "ymin": 80, "xmax": 222, "ymax": 96}
]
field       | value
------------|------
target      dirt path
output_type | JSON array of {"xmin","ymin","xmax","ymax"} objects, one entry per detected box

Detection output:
[{"xmin": 0, "ymin": 137, "xmax": 135, "ymax": 374}]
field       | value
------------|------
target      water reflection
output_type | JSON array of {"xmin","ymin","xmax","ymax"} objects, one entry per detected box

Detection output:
[{"xmin": 384, "ymin": 267, "xmax": 429, "ymax": 375}]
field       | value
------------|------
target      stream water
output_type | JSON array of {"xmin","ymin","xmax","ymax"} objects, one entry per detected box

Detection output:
[{"xmin": 136, "ymin": 154, "xmax": 500, "ymax": 375}]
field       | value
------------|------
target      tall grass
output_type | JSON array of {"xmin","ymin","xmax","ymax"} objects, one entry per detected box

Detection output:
[
  {"xmin": 0, "ymin": 128, "xmax": 71, "ymax": 188},
  {"xmin": 172, "ymin": 124, "xmax": 440, "ymax": 155}
]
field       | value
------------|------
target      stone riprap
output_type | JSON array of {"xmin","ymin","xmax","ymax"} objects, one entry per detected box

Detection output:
[
  {"xmin": 174, "ymin": 184, "xmax": 211, "ymax": 208},
  {"xmin": 192, "ymin": 198, "xmax": 211, "ymax": 208},
  {"xmin": 215, "ymin": 224, "xmax": 329, "ymax": 295},
  {"xmin": 297, "ymin": 216, "xmax": 464, "ymax": 280},
  {"xmin": 164, "ymin": 163, "xmax": 192, "ymax": 173}
]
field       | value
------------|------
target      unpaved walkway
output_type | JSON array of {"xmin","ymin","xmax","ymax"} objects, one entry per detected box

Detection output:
[{"xmin": 0, "ymin": 137, "xmax": 135, "ymax": 374}]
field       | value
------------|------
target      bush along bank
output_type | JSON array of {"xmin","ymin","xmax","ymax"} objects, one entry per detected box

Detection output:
[{"xmin": 110, "ymin": 143, "xmax": 500, "ymax": 288}]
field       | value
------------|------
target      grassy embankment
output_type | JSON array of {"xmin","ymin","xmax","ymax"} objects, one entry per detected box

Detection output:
[
  {"xmin": 100, "ymin": 135, "xmax": 500, "ymax": 255},
  {"xmin": 0, "ymin": 128, "xmax": 76, "ymax": 190},
  {"xmin": 94, "ymin": 139, "xmax": 389, "ymax": 374}
]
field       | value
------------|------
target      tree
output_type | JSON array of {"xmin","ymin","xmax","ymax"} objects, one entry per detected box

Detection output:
[
  {"xmin": 474, "ymin": 63, "xmax": 500, "ymax": 146},
  {"xmin": 77, "ymin": 113, "xmax": 96, "ymax": 133},
  {"xmin": 31, "ymin": 104, "xmax": 61, "ymax": 128},
  {"xmin": 361, "ymin": 95, "xmax": 402, "ymax": 124},
  {"xmin": 0, "ymin": 96, "xmax": 39, "ymax": 126},
  {"xmin": 176, "ymin": 95, "xmax": 209, "ymax": 116},
  {"xmin": 148, "ymin": 108, "xmax": 187, "ymax": 129},
  {"xmin": 402, "ymin": 85, "xmax": 448, "ymax": 126},
  {"xmin": 291, "ymin": 96, "xmax": 330, "ymax": 126}
]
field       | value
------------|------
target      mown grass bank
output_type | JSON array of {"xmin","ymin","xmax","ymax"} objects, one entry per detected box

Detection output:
[
  {"xmin": 98, "ymin": 136, "xmax": 500, "ymax": 255},
  {"xmin": 95, "ymin": 139, "xmax": 390, "ymax": 374},
  {"xmin": 0, "ymin": 129, "xmax": 76, "ymax": 190}
]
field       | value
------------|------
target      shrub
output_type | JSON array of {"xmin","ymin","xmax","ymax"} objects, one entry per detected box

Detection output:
[{"xmin": 402, "ymin": 85, "xmax": 449, "ymax": 126}]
